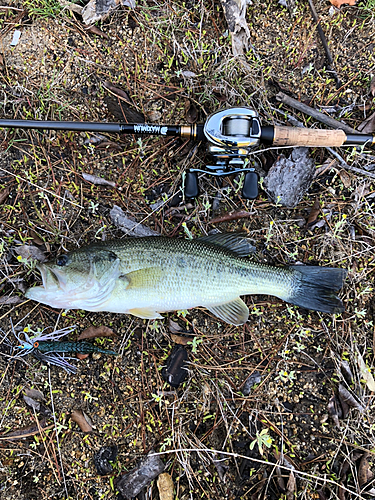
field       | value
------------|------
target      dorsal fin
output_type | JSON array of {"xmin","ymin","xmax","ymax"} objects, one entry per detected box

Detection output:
[{"xmin": 198, "ymin": 232, "xmax": 255, "ymax": 257}]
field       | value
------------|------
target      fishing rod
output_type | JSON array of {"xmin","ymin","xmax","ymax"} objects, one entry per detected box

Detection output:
[{"xmin": 1, "ymin": 107, "xmax": 373, "ymax": 199}]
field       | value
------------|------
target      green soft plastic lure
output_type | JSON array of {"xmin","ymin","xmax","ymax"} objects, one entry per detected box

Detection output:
[{"xmin": 13, "ymin": 325, "xmax": 118, "ymax": 374}]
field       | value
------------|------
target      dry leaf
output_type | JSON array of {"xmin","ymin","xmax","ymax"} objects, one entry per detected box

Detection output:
[
  {"xmin": 15, "ymin": 245, "xmax": 46, "ymax": 263},
  {"xmin": 338, "ymin": 384, "xmax": 365, "ymax": 412},
  {"xmin": 358, "ymin": 111, "xmax": 375, "ymax": 134},
  {"xmin": 185, "ymin": 100, "xmax": 198, "ymax": 124},
  {"xmin": 329, "ymin": 0, "xmax": 356, "ymax": 6},
  {"xmin": 58, "ymin": 0, "xmax": 83, "ymax": 14},
  {"xmin": 78, "ymin": 325, "xmax": 115, "ymax": 340},
  {"xmin": 76, "ymin": 353, "xmax": 90, "ymax": 360},
  {"xmin": 157, "ymin": 472, "xmax": 174, "ymax": 500},
  {"xmin": 170, "ymin": 334, "xmax": 191, "ymax": 345},
  {"xmin": 0, "ymin": 295, "xmax": 23, "ymax": 305},
  {"xmin": 103, "ymin": 81, "xmax": 133, "ymax": 104},
  {"xmin": 168, "ymin": 319, "xmax": 182, "ymax": 333},
  {"xmin": 339, "ymin": 170, "xmax": 351, "ymax": 188},
  {"xmin": 327, "ymin": 395, "xmax": 341, "ymax": 427},
  {"xmin": 307, "ymin": 198, "xmax": 320, "ymax": 226},
  {"xmin": 358, "ymin": 453, "xmax": 374, "ymax": 487},
  {"xmin": 146, "ymin": 110, "xmax": 162, "ymax": 122},
  {"xmin": 110, "ymin": 205, "xmax": 160, "ymax": 237},
  {"xmin": 340, "ymin": 360, "xmax": 354, "ymax": 385},
  {"xmin": 25, "ymin": 388, "xmax": 45, "ymax": 400},
  {"xmin": 286, "ymin": 471, "xmax": 296, "ymax": 500},
  {"xmin": 84, "ymin": 25, "xmax": 110, "ymax": 39},
  {"xmin": 356, "ymin": 348, "xmax": 375, "ymax": 392},
  {"xmin": 23, "ymin": 396, "xmax": 41, "ymax": 412},
  {"xmin": 370, "ymin": 76, "xmax": 375, "ymax": 97},
  {"xmin": 70, "ymin": 409, "xmax": 93, "ymax": 433}
]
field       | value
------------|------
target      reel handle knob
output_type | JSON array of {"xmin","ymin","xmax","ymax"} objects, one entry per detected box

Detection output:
[
  {"xmin": 185, "ymin": 171, "xmax": 199, "ymax": 198},
  {"xmin": 242, "ymin": 171, "xmax": 258, "ymax": 199}
]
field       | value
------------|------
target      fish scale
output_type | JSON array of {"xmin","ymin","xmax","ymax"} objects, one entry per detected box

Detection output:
[{"xmin": 25, "ymin": 233, "xmax": 347, "ymax": 326}]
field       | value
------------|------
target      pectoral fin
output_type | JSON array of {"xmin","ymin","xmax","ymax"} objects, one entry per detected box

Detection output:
[
  {"xmin": 206, "ymin": 298, "xmax": 249, "ymax": 326},
  {"xmin": 128, "ymin": 308, "xmax": 164, "ymax": 320},
  {"xmin": 121, "ymin": 267, "xmax": 164, "ymax": 290}
]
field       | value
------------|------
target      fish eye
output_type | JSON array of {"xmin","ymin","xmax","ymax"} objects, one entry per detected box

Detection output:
[{"xmin": 56, "ymin": 254, "xmax": 69, "ymax": 266}]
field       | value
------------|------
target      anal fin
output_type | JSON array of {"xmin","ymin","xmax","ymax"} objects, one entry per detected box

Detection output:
[
  {"xmin": 206, "ymin": 297, "xmax": 249, "ymax": 326},
  {"xmin": 128, "ymin": 307, "xmax": 164, "ymax": 320}
]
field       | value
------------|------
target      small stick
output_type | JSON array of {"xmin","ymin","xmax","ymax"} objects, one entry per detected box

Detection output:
[
  {"xmin": 276, "ymin": 92, "xmax": 358, "ymax": 134},
  {"xmin": 209, "ymin": 210, "xmax": 254, "ymax": 224},
  {"xmin": 306, "ymin": 0, "xmax": 342, "ymax": 88}
]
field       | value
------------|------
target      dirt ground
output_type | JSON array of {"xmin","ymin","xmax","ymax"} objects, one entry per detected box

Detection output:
[{"xmin": 0, "ymin": 0, "xmax": 375, "ymax": 499}]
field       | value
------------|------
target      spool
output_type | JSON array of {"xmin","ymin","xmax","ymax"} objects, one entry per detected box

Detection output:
[{"xmin": 223, "ymin": 117, "xmax": 251, "ymax": 137}]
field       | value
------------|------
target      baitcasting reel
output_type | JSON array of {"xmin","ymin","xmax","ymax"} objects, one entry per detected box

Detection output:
[
  {"xmin": 0, "ymin": 106, "xmax": 373, "ymax": 200},
  {"xmin": 185, "ymin": 107, "xmax": 262, "ymax": 199}
]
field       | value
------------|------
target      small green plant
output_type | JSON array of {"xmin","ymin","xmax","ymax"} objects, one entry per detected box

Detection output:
[
  {"xmin": 24, "ymin": 0, "xmax": 63, "ymax": 18},
  {"xmin": 187, "ymin": 336, "xmax": 203, "ymax": 353},
  {"xmin": 250, "ymin": 429, "xmax": 274, "ymax": 456}
]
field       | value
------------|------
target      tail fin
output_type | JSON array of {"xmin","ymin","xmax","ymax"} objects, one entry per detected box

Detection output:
[{"xmin": 288, "ymin": 266, "xmax": 347, "ymax": 314}]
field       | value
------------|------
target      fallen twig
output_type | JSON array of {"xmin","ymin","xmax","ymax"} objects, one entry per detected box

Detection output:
[
  {"xmin": 307, "ymin": 0, "xmax": 341, "ymax": 87},
  {"xmin": 276, "ymin": 92, "xmax": 358, "ymax": 134}
]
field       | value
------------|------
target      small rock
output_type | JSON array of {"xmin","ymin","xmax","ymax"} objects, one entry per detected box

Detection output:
[{"xmin": 264, "ymin": 147, "xmax": 315, "ymax": 208}]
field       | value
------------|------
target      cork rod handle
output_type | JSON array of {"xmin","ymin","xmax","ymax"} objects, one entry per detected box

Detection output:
[{"xmin": 272, "ymin": 126, "xmax": 347, "ymax": 147}]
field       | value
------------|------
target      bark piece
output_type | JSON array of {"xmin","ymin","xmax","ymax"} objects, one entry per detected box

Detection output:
[
  {"xmin": 116, "ymin": 451, "xmax": 164, "ymax": 499},
  {"xmin": 264, "ymin": 147, "xmax": 315, "ymax": 207},
  {"xmin": 220, "ymin": 0, "xmax": 251, "ymax": 56}
]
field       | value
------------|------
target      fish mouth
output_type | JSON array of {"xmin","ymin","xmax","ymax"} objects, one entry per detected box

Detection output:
[
  {"xmin": 25, "ymin": 264, "xmax": 66, "ymax": 303},
  {"xmin": 37, "ymin": 263, "xmax": 65, "ymax": 291}
]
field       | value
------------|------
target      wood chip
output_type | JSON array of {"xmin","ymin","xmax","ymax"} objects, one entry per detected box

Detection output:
[{"xmin": 157, "ymin": 472, "xmax": 174, "ymax": 500}]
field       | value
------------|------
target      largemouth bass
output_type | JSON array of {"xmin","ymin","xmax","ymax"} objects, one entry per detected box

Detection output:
[{"xmin": 25, "ymin": 233, "xmax": 347, "ymax": 325}]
